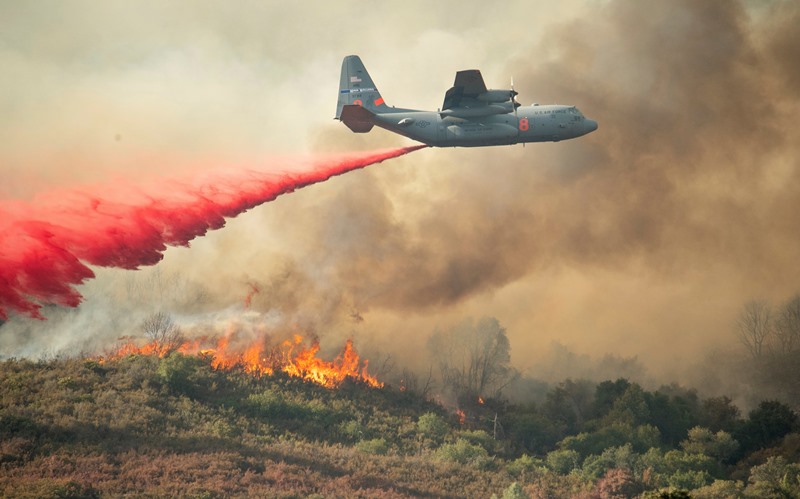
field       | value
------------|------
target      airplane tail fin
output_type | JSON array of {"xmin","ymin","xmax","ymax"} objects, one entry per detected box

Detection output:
[{"xmin": 336, "ymin": 55, "xmax": 390, "ymax": 120}]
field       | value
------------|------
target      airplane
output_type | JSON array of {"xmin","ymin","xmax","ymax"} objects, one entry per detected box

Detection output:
[{"xmin": 335, "ymin": 55, "xmax": 597, "ymax": 148}]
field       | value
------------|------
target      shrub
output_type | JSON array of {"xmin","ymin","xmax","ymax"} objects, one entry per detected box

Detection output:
[
  {"xmin": 500, "ymin": 481, "xmax": 529, "ymax": 499},
  {"xmin": 156, "ymin": 353, "xmax": 210, "ymax": 397},
  {"xmin": 595, "ymin": 468, "xmax": 642, "ymax": 499},
  {"xmin": 247, "ymin": 390, "xmax": 310, "ymax": 420},
  {"xmin": 458, "ymin": 429, "xmax": 496, "ymax": 453},
  {"xmin": 506, "ymin": 454, "xmax": 545, "ymax": 478},
  {"xmin": 356, "ymin": 438, "xmax": 389, "ymax": 455},
  {"xmin": 417, "ymin": 412, "xmax": 448, "ymax": 444},
  {"xmin": 545, "ymin": 449, "xmax": 581, "ymax": 474},
  {"xmin": 338, "ymin": 420, "xmax": 364, "ymax": 443},
  {"xmin": 691, "ymin": 479, "xmax": 745, "ymax": 498},
  {"xmin": 581, "ymin": 444, "xmax": 641, "ymax": 480},
  {"xmin": 558, "ymin": 423, "xmax": 660, "ymax": 458},
  {"xmin": 745, "ymin": 456, "xmax": 800, "ymax": 498},
  {"xmin": 667, "ymin": 469, "xmax": 712, "ymax": 490},
  {"xmin": 680, "ymin": 426, "xmax": 738, "ymax": 462},
  {"xmin": 436, "ymin": 438, "xmax": 492, "ymax": 468}
]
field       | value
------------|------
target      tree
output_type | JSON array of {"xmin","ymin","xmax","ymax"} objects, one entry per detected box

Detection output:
[
  {"xmin": 736, "ymin": 400, "xmax": 798, "ymax": 453},
  {"xmin": 545, "ymin": 449, "xmax": 581, "ymax": 474},
  {"xmin": 774, "ymin": 295, "xmax": 800, "ymax": 353},
  {"xmin": 399, "ymin": 365, "xmax": 436, "ymax": 399},
  {"xmin": 746, "ymin": 456, "xmax": 800, "ymax": 498},
  {"xmin": 427, "ymin": 317, "xmax": 515, "ymax": 399},
  {"xmin": 541, "ymin": 379, "xmax": 594, "ymax": 434},
  {"xmin": 737, "ymin": 301, "xmax": 772, "ymax": 359},
  {"xmin": 142, "ymin": 311, "xmax": 184, "ymax": 356},
  {"xmin": 592, "ymin": 379, "xmax": 632, "ymax": 420},
  {"xmin": 680, "ymin": 426, "xmax": 738, "ymax": 463},
  {"xmin": 698, "ymin": 396, "xmax": 740, "ymax": 433},
  {"xmin": 645, "ymin": 386, "xmax": 701, "ymax": 446},
  {"xmin": 595, "ymin": 467, "xmax": 642, "ymax": 499},
  {"xmin": 559, "ymin": 424, "xmax": 660, "ymax": 457},
  {"xmin": 605, "ymin": 384, "xmax": 650, "ymax": 427},
  {"xmin": 507, "ymin": 409, "xmax": 563, "ymax": 454}
]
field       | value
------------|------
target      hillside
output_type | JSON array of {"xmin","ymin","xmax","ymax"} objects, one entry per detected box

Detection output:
[{"xmin": 1, "ymin": 354, "xmax": 799, "ymax": 498}]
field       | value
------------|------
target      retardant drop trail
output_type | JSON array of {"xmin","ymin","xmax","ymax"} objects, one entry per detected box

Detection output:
[{"xmin": 0, "ymin": 145, "xmax": 426, "ymax": 320}]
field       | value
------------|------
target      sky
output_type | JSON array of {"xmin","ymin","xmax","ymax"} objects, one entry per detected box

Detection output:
[{"xmin": 1, "ymin": 1, "xmax": 799, "ymax": 389}]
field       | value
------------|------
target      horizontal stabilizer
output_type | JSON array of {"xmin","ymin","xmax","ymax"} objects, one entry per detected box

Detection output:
[{"xmin": 339, "ymin": 105, "xmax": 375, "ymax": 133}]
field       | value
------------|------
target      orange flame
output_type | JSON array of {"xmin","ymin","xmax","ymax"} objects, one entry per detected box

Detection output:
[
  {"xmin": 478, "ymin": 396, "xmax": 485, "ymax": 405},
  {"xmin": 102, "ymin": 332, "xmax": 383, "ymax": 389}
]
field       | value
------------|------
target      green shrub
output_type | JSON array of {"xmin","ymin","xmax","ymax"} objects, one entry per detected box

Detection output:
[
  {"xmin": 156, "ymin": 353, "xmax": 210, "ymax": 397},
  {"xmin": 559, "ymin": 423, "xmax": 660, "ymax": 458},
  {"xmin": 500, "ymin": 481, "xmax": 529, "ymax": 499},
  {"xmin": 338, "ymin": 420, "xmax": 365, "ymax": 443},
  {"xmin": 580, "ymin": 444, "xmax": 641, "ymax": 480},
  {"xmin": 691, "ymin": 479, "xmax": 745, "ymax": 498},
  {"xmin": 667, "ymin": 469, "xmax": 712, "ymax": 490},
  {"xmin": 356, "ymin": 438, "xmax": 389, "ymax": 455},
  {"xmin": 458, "ymin": 429, "xmax": 496, "ymax": 453},
  {"xmin": 247, "ymin": 390, "xmax": 309, "ymax": 420},
  {"xmin": 417, "ymin": 412, "xmax": 449, "ymax": 444},
  {"xmin": 436, "ymin": 438, "xmax": 492, "ymax": 469},
  {"xmin": 745, "ymin": 456, "xmax": 800, "ymax": 498},
  {"xmin": 506, "ymin": 454, "xmax": 545, "ymax": 478},
  {"xmin": 545, "ymin": 449, "xmax": 581, "ymax": 474}
]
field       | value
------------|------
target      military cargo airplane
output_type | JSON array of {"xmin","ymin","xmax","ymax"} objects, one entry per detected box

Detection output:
[{"xmin": 335, "ymin": 55, "xmax": 597, "ymax": 147}]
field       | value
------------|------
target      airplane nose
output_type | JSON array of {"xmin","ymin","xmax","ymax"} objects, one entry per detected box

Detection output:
[{"xmin": 584, "ymin": 119, "xmax": 598, "ymax": 134}]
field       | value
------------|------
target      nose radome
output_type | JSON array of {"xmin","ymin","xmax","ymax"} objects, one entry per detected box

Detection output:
[{"xmin": 585, "ymin": 119, "xmax": 598, "ymax": 134}]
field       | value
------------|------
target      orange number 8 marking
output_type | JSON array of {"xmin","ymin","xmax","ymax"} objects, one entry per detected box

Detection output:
[
  {"xmin": 519, "ymin": 118, "xmax": 529, "ymax": 131},
  {"xmin": 353, "ymin": 99, "xmax": 363, "ymax": 106}
]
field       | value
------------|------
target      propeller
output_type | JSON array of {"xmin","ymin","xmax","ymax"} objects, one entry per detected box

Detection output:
[
  {"xmin": 511, "ymin": 77, "xmax": 524, "ymax": 147},
  {"xmin": 510, "ymin": 77, "xmax": 520, "ymax": 117}
]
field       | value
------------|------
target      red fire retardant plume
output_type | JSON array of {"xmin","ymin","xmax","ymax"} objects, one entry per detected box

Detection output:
[{"xmin": 0, "ymin": 145, "xmax": 426, "ymax": 320}]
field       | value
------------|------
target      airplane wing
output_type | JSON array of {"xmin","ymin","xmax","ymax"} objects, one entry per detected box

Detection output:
[
  {"xmin": 442, "ymin": 70, "xmax": 487, "ymax": 111},
  {"xmin": 441, "ymin": 69, "xmax": 517, "ymax": 118},
  {"xmin": 453, "ymin": 70, "xmax": 487, "ymax": 96}
]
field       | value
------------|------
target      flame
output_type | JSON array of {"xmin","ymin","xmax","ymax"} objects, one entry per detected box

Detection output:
[
  {"xmin": 102, "ymin": 332, "xmax": 383, "ymax": 389},
  {"xmin": 456, "ymin": 409, "xmax": 466, "ymax": 426},
  {"xmin": 478, "ymin": 396, "xmax": 485, "ymax": 405}
]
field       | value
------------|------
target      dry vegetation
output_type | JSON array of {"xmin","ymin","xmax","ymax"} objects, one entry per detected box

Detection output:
[{"xmin": 1, "ymin": 350, "xmax": 799, "ymax": 498}]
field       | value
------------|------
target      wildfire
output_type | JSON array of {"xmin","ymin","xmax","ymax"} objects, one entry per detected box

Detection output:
[{"xmin": 103, "ymin": 333, "xmax": 383, "ymax": 389}]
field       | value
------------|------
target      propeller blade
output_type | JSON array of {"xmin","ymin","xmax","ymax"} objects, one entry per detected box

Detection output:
[{"xmin": 511, "ymin": 77, "xmax": 519, "ymax": 117}]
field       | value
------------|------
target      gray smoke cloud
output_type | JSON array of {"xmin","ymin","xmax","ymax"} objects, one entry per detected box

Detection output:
[{"xmin": 2, "ymin": 1, "xmax": 799, "ymax": 399}]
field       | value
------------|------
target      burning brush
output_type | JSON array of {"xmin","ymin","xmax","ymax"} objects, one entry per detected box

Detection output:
[{"xmin": 102, "ymin": 332, "xmax": 383, "ymax": 389}]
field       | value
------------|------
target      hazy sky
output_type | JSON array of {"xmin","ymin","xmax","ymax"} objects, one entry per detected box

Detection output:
[{"xmin": 1, "ymin": 1, "xmax": 799, "ymax": 384}]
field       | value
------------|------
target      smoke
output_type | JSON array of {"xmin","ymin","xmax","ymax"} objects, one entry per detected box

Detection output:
[
  {"xmin": 288, "ymin": 0, "xmax": 800, "ymax": 385},
  {"xmin": 2, "ymin": 0, "xmax": 800, "ymax": 402},
  {"xmin": 0, "ymin": 146, "xmax": 424, "ymax": 320}
]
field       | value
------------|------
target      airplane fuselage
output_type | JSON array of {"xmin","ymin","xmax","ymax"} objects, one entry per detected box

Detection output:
[
  {"xmin": 335, "ymin": 55, "xmax": 597, "ymax": 148},
  {"xmin": 370, "ymin": 104, "xmax": 597, "ymax": 147}
]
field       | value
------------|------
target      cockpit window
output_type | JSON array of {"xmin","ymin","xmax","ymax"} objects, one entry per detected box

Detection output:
[{"xmin": 569, "ymin": 107, "xmax": 585, "ymax": 121}]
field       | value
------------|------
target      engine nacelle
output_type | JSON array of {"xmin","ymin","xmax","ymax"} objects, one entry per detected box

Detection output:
[{"xmin": 478, "ymin": 89, "xmax": 517, "ymax": 103}]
